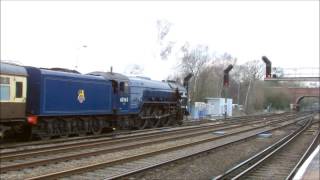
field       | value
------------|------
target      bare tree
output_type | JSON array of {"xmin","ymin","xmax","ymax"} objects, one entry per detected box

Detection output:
[
  {"xmin": 238, "ymin": 60, "xmax": 264, "ymax": 113},
  {"xmin": 124, "ymin": 64, "xmax": 144, "ymax": 75},
  {"xmin": 178, "ymin": 43, "xmax": 211, "ymax": 102},
  {"xmin": 211, "ymin": 53, "xmax": 237, "ymax": 97},
  {"xmin": 166, "ymin": 73, "xmax": 183, "ymax": 85},
  {"xmin": 240, "ymin": 60, "xmax": 264, "ymax": 81},
  {"xmin": 156, "ymin": 19, "xmax": 175, "ymax": 60},
  {"xmin": 157, "ymin": 19, "xmax": 172, "ymax": 41},
  {"xmin": 160, "ymin": 41, "xmax": 175, "ymax": 60}
]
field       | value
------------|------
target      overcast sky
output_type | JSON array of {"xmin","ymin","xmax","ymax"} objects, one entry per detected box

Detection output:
[{"xmin": 1, "ymin": 1, "xmax": 319, "ymax": 80}]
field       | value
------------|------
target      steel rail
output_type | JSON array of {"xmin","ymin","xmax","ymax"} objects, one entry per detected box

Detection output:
[
  {"xmin": 0, "ymin": 122, "xmax": 223, "ymax": 156},
  {"xmin": 23, "ymin": 115, "xmax": 312, "ymax": 180},
  {"xmin": 0, "ymin": 113, "xmax": 293, "ymax": 159},
  {"xmin": 0, "ymin": 123, "xmax": 242, "ymax": 161},
  {"xmin": 0, "ymin": 122, "xmax": 243, "ymax": 161},
  {"xmin": 286, "ymin": 125, "xmax": 320, "ymax": 179},
  {"xmin": 213, "ymin": 115, "xmax": 315, "ymax": 180},
  {"xmin": 102, "ymin": 116, "xmax": 316, "ymax": 180},
  {"xmin": 0, "ymin": 115, "xmax": 298, "ymax": 172},
  {"xmin": 0, "ymin": 112, "xmax": 294, "ymax": 150}
]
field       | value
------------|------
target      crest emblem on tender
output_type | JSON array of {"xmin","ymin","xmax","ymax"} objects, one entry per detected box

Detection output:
[{"xmin": 77, "ymin": 89, "xmax": 85, "ymax": 103}]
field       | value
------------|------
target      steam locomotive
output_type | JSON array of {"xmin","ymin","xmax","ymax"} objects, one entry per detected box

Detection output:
[{"xmin": 0, "ymin": 62, "xmax": 189, "ymax": 140}]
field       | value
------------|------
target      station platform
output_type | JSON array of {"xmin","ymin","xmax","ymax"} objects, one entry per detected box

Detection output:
[{"xmin": 294, "ymin": 145, "xmax": 319, "ymax": 180}]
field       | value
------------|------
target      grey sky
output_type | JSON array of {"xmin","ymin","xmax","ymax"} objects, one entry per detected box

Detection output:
[{"xmin": 1, "ymin": 1, "xmax": 319, "ymax": 80}]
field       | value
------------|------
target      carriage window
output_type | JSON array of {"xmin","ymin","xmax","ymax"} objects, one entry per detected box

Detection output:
[
  {"xmin": 0, "ymin": 77, "xmax": 9, "ymax": 84},
  {"xmin": 15, "ymin": 82, "xmax": 23, "ymax": 98},
  {"xmin": 0, "ymin": 77, "xmax": 10, "ymax": 101}
]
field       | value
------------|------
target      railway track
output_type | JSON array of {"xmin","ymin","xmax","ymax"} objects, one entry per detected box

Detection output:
[
  {"xmin": 0, "ymin": 113, "xmax": 297, "ymax": 171},
  {"xmin": 0, "ymin": 112, "xmax": 311, "ymax": 180},
  {"xmin": 0, "ymin": 112, "xmax": 297, "ymax": 156},
  {"xmin": 0, "ymin": 112, "xmax": 294, "ymax": 150},
  {"xmin": 214, "ymin": 114, "xmax": 319, "ymax": 180}
]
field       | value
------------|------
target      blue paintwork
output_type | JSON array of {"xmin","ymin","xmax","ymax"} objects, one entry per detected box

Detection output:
[
  {"xmin": 23, "ymin": 65, "xmax": 186, "ymax": 117},
  {"xmin": 117, "ymin": 95, "xmax": 130, "ymax": 114},
  {"xmin": 25, "ymin": 67, "xmax": 112, "ymax": 116},
  {"xmin": 128, "ymin": 77, "xmax": 178, "ymax": 113}
]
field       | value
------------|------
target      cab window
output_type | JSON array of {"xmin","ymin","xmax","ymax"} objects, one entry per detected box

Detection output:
[
  {"xmin": 0, "ymin": 77, "xmax": 10, "ymax": 101},
  {"xmin": 119, "ymin": 82, "xmax": 129, "ymax": 93},
  {"xmin": 15, "ymin": 82, "xmax": 23, "ymax": 98}
]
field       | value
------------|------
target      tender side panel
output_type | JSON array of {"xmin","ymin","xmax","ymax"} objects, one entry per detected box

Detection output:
[
  {"xmin": 26, "ymin": 67, "xmax": 113, "ymax": 116},
  {"xmin": 41, "ymin": 76, "xmax": 112, "ymax": 115}
]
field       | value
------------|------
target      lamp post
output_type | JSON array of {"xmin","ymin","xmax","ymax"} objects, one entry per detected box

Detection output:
[{"xmin": 75, "ymin": 45, "xmax": 87, "ymax": 70}]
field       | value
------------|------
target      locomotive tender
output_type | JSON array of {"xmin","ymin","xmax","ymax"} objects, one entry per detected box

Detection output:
[{"xmin": 0, "ymin": 62, "xmax": 188, "ymax": 140}]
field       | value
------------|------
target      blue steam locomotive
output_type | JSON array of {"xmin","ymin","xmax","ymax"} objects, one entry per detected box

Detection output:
[{"xmin": 0, "ymin": 62, "xmax": 188, "ymax": 140}]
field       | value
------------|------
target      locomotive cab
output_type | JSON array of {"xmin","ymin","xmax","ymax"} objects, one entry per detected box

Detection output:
[
  {"xmin": 118, "ymin": 81, "xmax": 130, "ymax": 113},
  {"xmin": 110, "ymin": 80, "xmax": 130, "ymax": 113},
  {"xmin": 88, "ymin": 71, "xmax": 130, "ymax": 114}
]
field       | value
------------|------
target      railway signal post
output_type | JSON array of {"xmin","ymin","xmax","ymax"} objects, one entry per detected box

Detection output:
[
  {"xmin": 223, "ymin": 65, "xmax": 233, "ymax": 120},
  {"xmin": 262, "ymin": 56, "xmax": 272, "ymax": 78}
]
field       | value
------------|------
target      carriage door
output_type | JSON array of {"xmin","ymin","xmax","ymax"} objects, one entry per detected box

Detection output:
[{"xmin": 118, "ymin": 81, "xmax": 129, "ymax": 113}]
